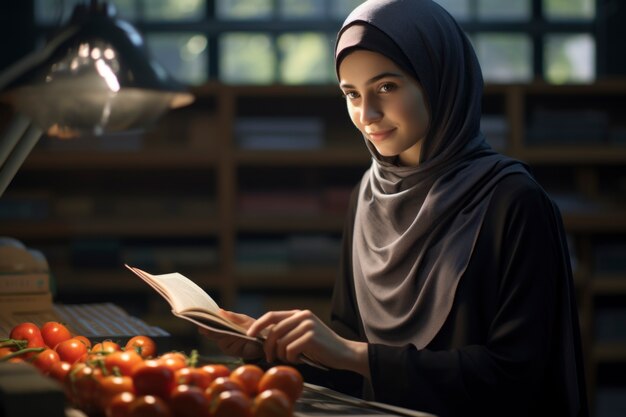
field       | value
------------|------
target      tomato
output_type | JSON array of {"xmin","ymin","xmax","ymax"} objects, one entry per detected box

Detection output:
[
  {"xmin": 99, "ymin": 375, "xmax": 135, "ymax": 410},
  {"xmin": 157, "ymin": 352, "xmax": 187, "ymax": 371},
  {"xmin": 92, "ymin": 340, "xmax": 122, "ymax": 354},
  {"xmin": 48, "ymin": 360, "xmax": 72, "ymax": 383},
  {"xmin": 175, "ymin": 367, "xmax": 213, "ymax": 390},
  {"xmin": 67, "ymin": 362, "xmax": 102, "ymax": 414},
  {"xmin": 104, "ymin": 350, "xmax": 143, "ymax": 377},
  {"xmin": 169, "ymin": 385, "xmax": 210, "ymax": 417},
  {"xmin": 253, "ymin": 389, "xmax": 293, "ymax": 417},
  {"xmin": 55, "ymin": 337, "xmax": 89, "ymax": 364},
  {"xmin": 201, "ymin": 363, "xmax": 230, "ymax": 380},
  {"xmin": 210, "ymin": 390, "xmax": 252, "ymax": 417},
  {"xmin": 204, "ymin": 376, "xmax": 244, "ymax": 407},
  {"xmin": 257, "ymin": 366, "xmax": 303, "ymax": 403},
  {"xmin": 105, "ymin": 392, "xmax": 135, "ymax": 417},
  {"xmin": 132, "ymin": 359, "xmax": 175, "ymax": 399},
  {"xmin": 0, "ymin": 347, "xmax": 15, "ymax": 359},
  {"xmin": 32, "ymin": 348, "xmax": 60, "ymax": 374},
  {"xmin": 9, "ymin": 322, "xmax": 45, "ymax": 355},
  {"xmin": 125, "ymin": 336, "xmax": 157, "ymax": 359},
  {"xmin": 128, "ymin": 395, "xmax": 172, "ymax": 417},
  {"xmin": 230, "ymin": 364, "xmax": 264, "ymax": 397},
  {"xmin": 40, "ymin": 321, "xmax": 72, "ymax": 349},
  {"xmin": 74, "ymin": 335, "xmax": 92, "ymax": 349}
]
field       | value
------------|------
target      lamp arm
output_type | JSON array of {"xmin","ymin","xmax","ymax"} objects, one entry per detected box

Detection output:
[{"xmin": 0, "ymin": 114, "xmax": 42, "ymax": 197}]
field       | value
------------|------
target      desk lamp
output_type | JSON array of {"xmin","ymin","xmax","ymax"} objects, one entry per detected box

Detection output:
[{"xmin": 0, "ymin": 0, "xmax": 195, "ymax": 196}]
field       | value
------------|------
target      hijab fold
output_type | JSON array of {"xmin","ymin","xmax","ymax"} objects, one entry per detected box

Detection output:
[{"xmin": 335, "ymin": 0, "xmax": 530, "ymax": 349}]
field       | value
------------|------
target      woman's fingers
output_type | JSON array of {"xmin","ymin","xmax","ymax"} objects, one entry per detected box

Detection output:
[{"xmin": 247, "ymin": 310, "xmax": 300, "ymax": 337}]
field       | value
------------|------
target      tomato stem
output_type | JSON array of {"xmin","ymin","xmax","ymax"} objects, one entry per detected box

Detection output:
[{"xmin": 0, "ymin": 347, "xmax": 45, "ymax": 362}]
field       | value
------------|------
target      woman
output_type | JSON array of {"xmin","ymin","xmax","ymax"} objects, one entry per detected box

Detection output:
[{"xmin": 204, "ymin": 1, "xmax": 588, "ymax": 415}]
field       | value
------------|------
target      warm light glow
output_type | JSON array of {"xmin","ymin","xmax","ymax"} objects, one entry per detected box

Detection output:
[
  {"xmin": 95, "ymin": 59, "xmax": 120, "ymax": 92},
  {"xmin": 90, "ymin": 47, "xmax": 102, "ymax": 60},
  {"xmin": 103, "ymin": 48, "xmax": 116, "ymax": 60}
]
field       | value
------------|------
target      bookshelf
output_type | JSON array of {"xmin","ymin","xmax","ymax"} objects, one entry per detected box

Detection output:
[{"xmin": 1, "ymin": 81, "xmax": 625, "ymax": 411}]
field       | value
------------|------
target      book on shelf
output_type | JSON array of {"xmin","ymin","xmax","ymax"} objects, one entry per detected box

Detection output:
[
  {"xmin": 0, "ymin": 272, "xmax": 50, "ymax": 295},
  {"xmin": 0, "ymin": 293, "xmax": 53, "ymax": 315},
  {"xmin": 124, "ymin": 264, "xmax": 325, "ymax": 369}
]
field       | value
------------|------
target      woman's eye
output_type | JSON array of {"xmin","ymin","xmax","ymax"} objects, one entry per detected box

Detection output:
[
  {"xmin": 343, "ymin": 91, "xmax": 360, "ymax": 100},
  {"xmin": 379, "ymin": 83, "xmax": 397, "ymax": 93}
]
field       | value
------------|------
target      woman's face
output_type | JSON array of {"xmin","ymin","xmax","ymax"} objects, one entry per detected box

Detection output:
[{"xmin": 338, "ymin": 50, "xmax": 430, "ymax": 166}]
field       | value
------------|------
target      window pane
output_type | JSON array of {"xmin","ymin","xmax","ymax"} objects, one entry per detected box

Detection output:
[
  {"xmin": 280, "ymin": 0, "xmax": 325, "ymax": 19},
  {"xmin": 473, "ymin": 34, "xmax": 532, "ymax": 82},
  {"xmin": 544, "ymin": 34, "xmax": 595, "ymax": 84},
  {"xmin": 331, "ymin": 0, "xmax": 366, "ymax": 20},
  {"xmin": 35, "ymin": 0, "xmax": 136, "ymax": 24},
  {"xmin": 544, "ymin": 0, "xmax": 595, "ymax": 20},
  {"xmin": 434, "ymin": 0, "xmax": 470, "ymax": 20},
  {"xmin": 142, "ymin": 0, "xmax": 205, "ymax": 21},
  {"xmin": 278, "ymin": 33, "xmax": 331, "ymax": 84},
  {"xmin": 215, "ymin": 0, "xmax": 272, "ymax": 20},
  {"xmin": 220, "ymin": 33, "xmax": 274, "ymax": 84},
  {"xmin": 146, "ymin": 33, "xmax": 208, "ymax": 85},
  {"xmin": 478, "ymin": 0, "xmax": 530, "ymax": 20}
]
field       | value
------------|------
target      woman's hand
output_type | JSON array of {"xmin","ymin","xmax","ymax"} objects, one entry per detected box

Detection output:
[
  {"xmin": 198, "ymin": 309, "xmax": 264, "ymax": 360},
  {"xmin": 246, "ymin": 309, "xmax": 370, "ymax": 378}
]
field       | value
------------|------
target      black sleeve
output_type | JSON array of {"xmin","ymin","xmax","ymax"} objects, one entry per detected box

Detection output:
[
  {"xmin": 299, "ymin": 184, "xmax": 365, "ymax": 397},
  {"xmin": 367, "ymin": 179, "xmax": 568, "ymax": 417}
]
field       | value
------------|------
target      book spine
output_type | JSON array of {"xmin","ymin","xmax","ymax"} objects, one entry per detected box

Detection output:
[
  {"xmin": 0, "ymin": 273, "xmax": 50, "ymax": 295},
  {"xmin": 0, "ymin": 293, "xmax": 53, "ymax": 314}
]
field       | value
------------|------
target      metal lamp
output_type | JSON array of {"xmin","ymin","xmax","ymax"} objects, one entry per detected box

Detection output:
[{"xmin": 0, "ymin": 0, "xmax": 195, "ymax": 195}]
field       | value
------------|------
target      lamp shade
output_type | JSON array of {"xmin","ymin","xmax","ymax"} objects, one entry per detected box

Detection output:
[{"xmin": 0, "ymin": 1, "xmax": 194, "ymax": 136}]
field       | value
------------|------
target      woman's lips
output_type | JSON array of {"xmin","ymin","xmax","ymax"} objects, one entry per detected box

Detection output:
[{"xmin": 367, "ymin": 128, "xmax": 395, "ymax": 142}]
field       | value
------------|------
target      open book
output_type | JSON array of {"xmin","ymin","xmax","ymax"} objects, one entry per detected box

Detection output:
[{"xmin": 125, "ymin": 264, "xmax": 325, "ymax": 369}]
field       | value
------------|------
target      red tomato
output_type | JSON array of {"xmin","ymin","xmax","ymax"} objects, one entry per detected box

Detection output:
[
  {"xmin": 40, "ymin": 321, "xmax": 72, "ymax": 349},
  {"xmin": 104, "ymin": 350, "xmax": 143, "ymax": 377},
  {"xmin": 55, "ymin": 337, "xmax": 89, "ymax": 364},
  {"xmin": 74, "ymin": 335, "xmax": 92, "ymax": 349},
  {"xmin": 132, "ymin": 359, "xmax": 175, "ymax": 399},
  {"xmin": 175, "ymin": 367, "xmax": 213, "ymax": 390},
  {"xmin": 31, "ymin": 348, "xmax": 60, "ymax": 374},
  {"xmin": 0, "ymin": 347, "xmax": 15, "ymax": 359},
  {"xmin": 257, "ymin": 366, "xmax": 303, "ymax": 404},
  {"xmin": 99, "ymin": 375, "xmax": 135, "ymax": 410},
  {"xmin": 204, "ymin": 376, "xmax": 244, "ymax": 407},
  {"xmin": 230, "ymin": 364, "xmax": 264, "ymax": 397},
  {"xmin": 201, "ymin": 364, "xmax": 231, "ymax": 380},
  {"xmin": 157, "ymin": 353, "xmax": 187, "ymax": 372},
  {"xmin": 253, "ymin": 389, "xmax": 293, "ymax": 417},
  {"xmin": 9, "ymin": 322, "xmax": 45, "ymax": 355},
  {"xmin": 128, "ymin": 395, "xmax": 172, "ymax": 417},
  {"xmin": 67, "ymin": 362, "xmax": 102, "ymax": 414},
  {"xmin": 169, "ymin": 385, "xmax": 210, "ymax": 417},
  {"xmin": 105, "ymin": 392, "xmax": 135, "ymax": 417},
  {"xmin": 210, "ymin": 390, "xmax": 252, "ymax": 417},
  {"xmin": 92, "ymin": 340, "xmax": 122, "ymax": 354},
  {"xmin": 48, "ymin": 361, "xmax": 72, "ymax": 383},
  {"xmin": 125, "ymin": 336, "xmax": 157, "ymax": 359}
]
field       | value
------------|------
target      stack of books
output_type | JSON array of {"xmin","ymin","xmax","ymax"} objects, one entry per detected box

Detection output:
[{"xmin": 0, "ymin": 238, "xmax": 56, "ymax": 327}]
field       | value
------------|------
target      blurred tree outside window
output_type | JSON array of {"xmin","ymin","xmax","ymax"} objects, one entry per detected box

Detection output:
[{"xmin": 32, "ymin": 0, "xmax": 598, "ymax": 85}]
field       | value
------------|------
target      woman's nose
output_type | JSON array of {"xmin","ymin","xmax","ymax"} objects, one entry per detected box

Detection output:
[{"xmin": 360, "ymin": 97, "xmax": 382, "ymax": 125}]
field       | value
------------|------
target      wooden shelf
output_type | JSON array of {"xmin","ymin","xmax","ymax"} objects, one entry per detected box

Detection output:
[
  {"xmin": 593, "ymin": 343, "xmax": 626, "ymax": 362},
  {"xmin": 4, "ymin": 218, "xmax": 220, "ymax": 238},
  {"xmin": 235, "ymin": 148, "xmax": 370, "ymax": 166},
  {"xmin": 54, "ymin": 269, "xmax": 223, "ymax": 292},
  {"xmin": 562, "ymin": 211, "xmax": 626, "ymax": 233},
  {"xmin": 591, "ymin": 276, "xmax": 626, "ymax": 295},
  {"xmin": 515, "ymin": 147, "xmax": 626, "ymax": 164},
  {"xmin": 22, "ymin": 150, "xmax": 217, "ymax": 170},
  {"xmin": 236, "ymin": 215, "xmax": 345, "ymax": 233},
  {"xmin": 237, "ymin": 267, "xmax": 336, "ymax": 290}
]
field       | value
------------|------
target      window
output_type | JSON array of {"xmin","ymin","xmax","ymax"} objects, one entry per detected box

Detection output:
[{"xmin": 33, "ymin": 0, "xmax": 597, "ymax": 85}]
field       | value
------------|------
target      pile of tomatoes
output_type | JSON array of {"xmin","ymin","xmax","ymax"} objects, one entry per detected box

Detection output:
[{"xmin": 1, "ymin": 321, "xmax": 304, "ymax": 417}]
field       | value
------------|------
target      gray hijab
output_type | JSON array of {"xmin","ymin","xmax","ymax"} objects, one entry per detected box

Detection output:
[{"xmin": 336, "ymin": 0, "xmax": 530, "ymax": 348}]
